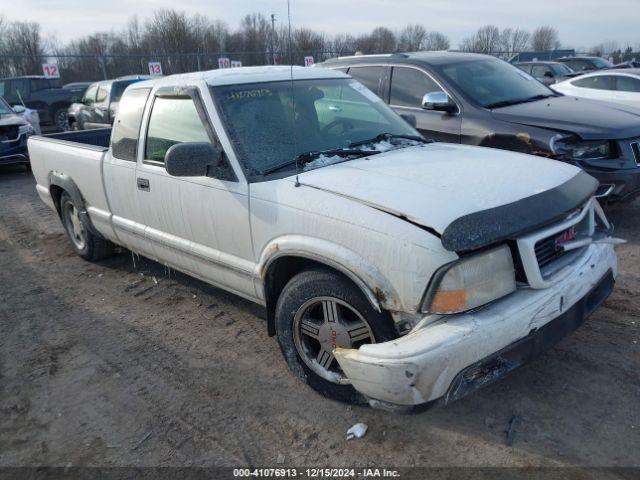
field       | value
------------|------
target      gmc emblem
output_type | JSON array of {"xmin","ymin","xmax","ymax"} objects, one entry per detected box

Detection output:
[{"xmin": 555, "ymin": 226, "xmax": 577, "ymax": 249}]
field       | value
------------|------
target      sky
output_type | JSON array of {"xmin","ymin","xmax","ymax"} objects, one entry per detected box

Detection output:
[{"xmin": 4, "ymin": 0, "xmax": 639, "ymax": 51}]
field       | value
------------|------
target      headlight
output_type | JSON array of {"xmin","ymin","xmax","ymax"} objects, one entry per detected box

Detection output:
[
  {"xmin": 551, "ymin": 136, "xmax": 612, "ymax": 161},
  {"xmin": 18, "ymin": 124, "xmax": 34, "ymax": 136},
  {"xmin": 421, "ymin": 245, "xmax": 516, "ymax": 314}
]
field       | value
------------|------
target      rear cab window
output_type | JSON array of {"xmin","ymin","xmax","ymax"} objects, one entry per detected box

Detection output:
[
  {"xmin": 390, "ymin": 66, "xmax": 443, "ymax": 108},
  {"xmin": 112, "ymin": 88, "xmax": 151, "ymax": 161}
]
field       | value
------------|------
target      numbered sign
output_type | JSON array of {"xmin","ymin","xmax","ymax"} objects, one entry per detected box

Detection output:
[
  {"xmin": 148, "ymin": 62, "xmax": 163, "ymax": 76},
  {"xmin": 218, "ymin": 57, "xmax": 231, "ymax": 69},
  {"xmin": 231, "ymin": 60, "xmax": 242, "ymax": 68},
  {"xmin": 42, "ymin": 63, "xmax": 60, "ymax": 78},
  {"xmin": 304, "ymin": 56, "xmax": 314, "ymax": 67}
]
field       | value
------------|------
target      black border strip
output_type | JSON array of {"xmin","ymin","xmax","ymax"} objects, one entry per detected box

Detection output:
[{"xmin": 441, "ymin": 170, "xmax": 599, "ymax": 252}]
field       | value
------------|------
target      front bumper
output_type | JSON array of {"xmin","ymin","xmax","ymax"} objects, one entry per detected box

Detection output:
[
  {"xmin": 0, "ymin": 134, "xmax": 30, "ymax": 165},
  {"xmin": 334, "ymin": 243, "xmax": 617, "ymax": 407}
]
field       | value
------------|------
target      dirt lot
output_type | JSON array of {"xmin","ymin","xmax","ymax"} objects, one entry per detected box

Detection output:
[{"xmin": 0, "ymin": 165, "xmax": 638, "ymax": 471}]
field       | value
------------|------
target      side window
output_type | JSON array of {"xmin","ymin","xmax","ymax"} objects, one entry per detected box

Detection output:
[
  {"xmin": 145, "ymin": 96, "xmax": 211, "ymax": 164},
  {"xmin": 616, "ymin": 76, "xmax": 640, "ymax": 92},
  {"xmin": 390, "ymin": 66, "xmax": 443, "ymax": 108},
  {"xmin": 96, "ymin": 84, "xmax": 110, "ymax": 103},
  {"xmin": 29, "ymin": 79, "xmax": 53, "ymax": 92},
  {"xmin": 348, "ymin": 66, "xmax": 384, "ymax": 97},
  {"xmin": 83, "ymin": 84, "xmax": 98, "ymax": 104},
  {"xmin": 566, "ymin": 60, "xmax": 589, "ymax": 71},
  {"xmin": 516, "ymin": 64, "xmax": 532, "ymax": 74},
  {"xmin": 0, "ymin": 81, "xmax": 6, "ymax": 97},
  {"xmin": 573, "ymin": 76, "xmax": 614, "ymax": 90},
  {"xmin": 532, "ymin": 65, "xmax": 552, "ymax": 77},
  {"xmin": 112, "ymin": 88, "xmax": 150, "ymax": 161}
]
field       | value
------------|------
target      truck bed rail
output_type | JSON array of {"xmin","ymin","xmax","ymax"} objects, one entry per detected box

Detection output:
[{"xmin": 36, "ymin": 128, "xmax": 112, "ymax": 151}]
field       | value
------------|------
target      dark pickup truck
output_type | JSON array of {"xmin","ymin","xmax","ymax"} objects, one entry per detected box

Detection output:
[{"xmin": 0, "ymin": 76, "xmax": 87, "ymax": 131}]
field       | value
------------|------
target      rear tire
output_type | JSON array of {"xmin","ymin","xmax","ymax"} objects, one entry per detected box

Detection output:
[
  {"xmin": 59, "ymin": 191, "xmax": 114, "ymax": 261},
  {"xmin": 275, "ymin": 267, "xmax": 397, "ymax": 404},
  {"xmin": 53, "ymin": 108, "xmax": 69, "ymax": 131}
]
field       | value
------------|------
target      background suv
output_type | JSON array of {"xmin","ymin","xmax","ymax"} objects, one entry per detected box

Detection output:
[{"xmin": 319, "ymin": 52, "xmax": 640, "ymax": 202}]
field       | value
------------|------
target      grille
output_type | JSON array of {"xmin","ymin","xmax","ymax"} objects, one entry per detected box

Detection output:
[
  {"xmin": 0, "ymin": 125, "xmax": 19, "ymax": 142},
  {"xmin": 631, "ymin": 141, "xmax": 640, "ymax": 166},
  {"xmin": 534, "ymin": 235, "xmax": 566, "ymax": 269}
]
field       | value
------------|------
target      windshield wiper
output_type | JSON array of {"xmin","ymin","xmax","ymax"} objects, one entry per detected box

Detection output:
[
  {"xmin": 260, "ymin": 148, "xmax": 379, "ymax": 175},
  {"xmin": 349, "ymin": 132, "xmax": 430, "ymax": 148},
  {"xmin": 485, "ymin": 94, "xmax": 555, "ymax": 109}
]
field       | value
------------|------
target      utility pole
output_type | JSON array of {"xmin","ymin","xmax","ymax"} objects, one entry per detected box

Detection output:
[{"xmin": 270, "ymin": 14, "xmax": 276, "ymax": 65}]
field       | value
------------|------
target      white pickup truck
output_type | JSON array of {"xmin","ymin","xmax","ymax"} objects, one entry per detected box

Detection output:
[{"xmin": 29, "ymin": 66, "xmax": 619, "ymax": 409}]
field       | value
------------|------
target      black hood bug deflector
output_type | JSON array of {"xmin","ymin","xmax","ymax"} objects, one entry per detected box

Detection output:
[{"xmin": 441, "ymin": 170, "xmax": 599, "ymax": 252}]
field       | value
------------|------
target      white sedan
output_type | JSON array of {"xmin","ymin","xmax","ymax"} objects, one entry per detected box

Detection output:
[{"xmin": 552, "ymin": 69, "xmax": 640, "ymax": 109}]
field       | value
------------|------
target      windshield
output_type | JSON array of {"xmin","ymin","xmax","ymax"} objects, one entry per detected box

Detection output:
[
  {"xmin": 592, "ymin": 57, "xmax": 613, "ymax": 69},
  {"xmin": 551, "ymin": 63, "xmax": 574, "ymax": 75},
  {"xmin": 435, "ymin": 57, "xmax": 555, "ymax": 108},
  {"xmin": 0, "ymin": 97, "xmax": 13, "ymax": 115},
  {"xmin": 212, "ymin": 78, "xmax": 421, "ymax": 180}
]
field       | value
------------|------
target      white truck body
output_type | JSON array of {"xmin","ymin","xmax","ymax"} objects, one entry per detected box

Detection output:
[{"xmin": 29, "ymin": 66, "xmax": 618, "ymax": 408}]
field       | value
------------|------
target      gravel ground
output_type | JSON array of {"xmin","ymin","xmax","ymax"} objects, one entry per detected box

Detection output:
[{"xmin": 0, "ymin": 165, "xmax": 638, "ymax": 472}]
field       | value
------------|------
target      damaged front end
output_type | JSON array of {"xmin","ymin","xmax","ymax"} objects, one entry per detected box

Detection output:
[{"xmin": 333, "ymin": 195, "xmax": 620, "ymax": 408}]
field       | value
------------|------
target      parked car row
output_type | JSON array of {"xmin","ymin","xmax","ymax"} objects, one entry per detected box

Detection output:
[
  {"xmin": 67, "ymin": 76, "xmax": 150, "ymax": 131},
  {"xmin": 0, "ymin": 76, "xmax": 86, "ymax": 130},
  {"xmin": 0, "ymin": 96, "xmax": 38, "ymax": 170},
  {"xmin": 28, "ymin": 65, "xmax": 621, "ymax": 409},
  {"xmin": 319, "ymin": 52, "xmax": 640, "ymax": 202}
]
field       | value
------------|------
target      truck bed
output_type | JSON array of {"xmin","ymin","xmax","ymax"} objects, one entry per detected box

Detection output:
[
  {"xmin": 28, "ymin": 128, "xmax": 114, "ymax": 239},
  {"xmin": 40, "ymin": 128, "xmax": 112, "ymax": 149}
]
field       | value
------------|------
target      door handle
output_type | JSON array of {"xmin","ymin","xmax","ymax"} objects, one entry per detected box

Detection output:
[
  {"xmin": 328, "ymin": 105, "xmax": 342, "ymax": 112},
  {"xmin": 137, "ymin": 177, "xmax": 150, "ymax": 192}
]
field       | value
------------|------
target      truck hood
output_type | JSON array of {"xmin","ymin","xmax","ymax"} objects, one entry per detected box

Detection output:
[
  {"xmin": 296, "ymin": 144, "xmax": 596, "ymax": 251},
  {"xmin": 491, "ymin": 95, "xmax": 640, "ymax": 140}
]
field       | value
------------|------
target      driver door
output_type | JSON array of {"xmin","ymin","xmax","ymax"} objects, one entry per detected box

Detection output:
[{"xmin": 133, "ymin": 86, "xmax": 256, "ymax": 299}]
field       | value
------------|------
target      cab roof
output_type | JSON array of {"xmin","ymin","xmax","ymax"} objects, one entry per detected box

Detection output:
[{"xmin": 132, "ymin": 66, "xmax": 349, "ymax": 89}]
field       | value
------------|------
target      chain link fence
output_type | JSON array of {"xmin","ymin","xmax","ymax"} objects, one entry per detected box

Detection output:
[{"xmin": 0, "ymin": 51, "xmax": 351, "ymax": 83}]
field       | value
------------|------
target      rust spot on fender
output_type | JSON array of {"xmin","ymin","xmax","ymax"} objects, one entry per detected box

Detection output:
[{"xmin": 259, "ymin": 243, "xmax": 280, "ymax": 278}]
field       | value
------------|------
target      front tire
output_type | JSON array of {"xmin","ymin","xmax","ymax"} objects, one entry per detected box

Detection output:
[
  {"xmin": 59, "ymin": 191, "xmax": 114, "ymax": 261},
  {"xmin": 275, "ymin": 267, "xmax": 397, "ymax": 404}
]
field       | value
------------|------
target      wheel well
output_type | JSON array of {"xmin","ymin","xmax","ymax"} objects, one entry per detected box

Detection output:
[
  {"xmin": 263, "ymin": 256, "xmax": 376, "ymax": 337},
  {"xmin": 49, "ymin": 184, "xmax": 64, "ymax": 216}
]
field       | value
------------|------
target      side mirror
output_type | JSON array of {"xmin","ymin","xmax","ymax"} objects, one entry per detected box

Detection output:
[
  {"xmin": 422, "ymin": 92, "xmax": 457, "ymax": 113},
  {"xmin": 544, "ymin": 71, "xmax": 554, "ymax": 78},
  {"xmin": 12, "ymin": 105, "xmax": 26, "ymax": 114},
  {"xmin": 165, "ymin": 142, "xmax": 224, "ymax": 177}
]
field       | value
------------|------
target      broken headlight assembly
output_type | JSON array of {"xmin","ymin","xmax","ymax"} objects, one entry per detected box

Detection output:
[
  {"xmin": 421, "ymin": 245, "xmax": 516, "ymax": 314},
  {"xmin": 551, "ymin": 135, "xmax": 613, "ymax": 161}
]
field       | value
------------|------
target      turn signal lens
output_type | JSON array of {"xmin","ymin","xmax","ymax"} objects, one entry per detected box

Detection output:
[{"xmin": 423, "ymin": 245, "xmax": 516, "ymax": 314}]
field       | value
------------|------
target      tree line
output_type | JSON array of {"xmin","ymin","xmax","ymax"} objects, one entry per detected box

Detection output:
[{"xmin": 0, "ymin": 11, "xmax": 638, "ymax": 82}]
